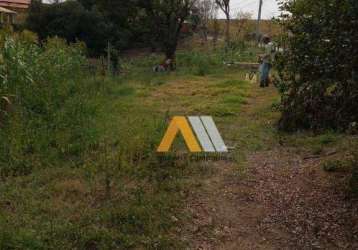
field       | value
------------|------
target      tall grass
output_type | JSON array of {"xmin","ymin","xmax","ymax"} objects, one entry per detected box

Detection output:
[
  {"xmin": 0, "ymin": 31, "xmax": 188, "ymax": 249},
  {"xmin": 0, "ymin": 32, "xmax": 96, "ymax": 177}
]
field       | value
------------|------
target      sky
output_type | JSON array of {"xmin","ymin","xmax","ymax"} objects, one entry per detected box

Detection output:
[
  {"xmin": 43, "ymin": 0, "xmax": 281, "ymax": 20},
  {"xmin": 219, "ymin": 0, "xmax": 281, "ymax": 20}
]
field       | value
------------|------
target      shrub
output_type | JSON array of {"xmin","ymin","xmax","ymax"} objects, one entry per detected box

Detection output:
[
  {"xmin": 275, "ymin": 0, "xmax": 358, "ymax": 131},
  {"xmin": 322, "ymin": 160, "xmax": 348, "ymax": 172}
]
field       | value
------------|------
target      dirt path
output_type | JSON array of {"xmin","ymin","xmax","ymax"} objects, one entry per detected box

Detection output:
[{"xmin": 180, "ymin": 85, "xmax": 358, "ymax": 249}]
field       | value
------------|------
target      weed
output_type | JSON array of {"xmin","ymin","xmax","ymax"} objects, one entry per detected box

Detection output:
[
  {"xmin": 319, "ymin": 133, "xmax": 337, "ymax": 145},
  {"xmin": 322, "ymin": 160, "xmax": 349, "ymax": 172}
]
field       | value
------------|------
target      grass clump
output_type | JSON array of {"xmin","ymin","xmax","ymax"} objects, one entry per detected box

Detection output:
[
  {"xmin": 222, "ymin": 95, "xmax": 248, "ymax": 105},
  {"xmin": 176, "ymin": 51, "xmax": 220, "ymax": 76},
  {"xmin": 322, "ymin": 160, "xmax": 349, "ymax": 172}
]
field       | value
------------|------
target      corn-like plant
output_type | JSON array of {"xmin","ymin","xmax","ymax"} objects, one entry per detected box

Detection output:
[{"xmin": 0, "ymin": 31, "xmax": 95, "ymax": 177}]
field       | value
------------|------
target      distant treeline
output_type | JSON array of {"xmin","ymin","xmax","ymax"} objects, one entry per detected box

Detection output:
[{"xmin": 25, "ymin": 0, "xmax": 156, "ymax": 56}]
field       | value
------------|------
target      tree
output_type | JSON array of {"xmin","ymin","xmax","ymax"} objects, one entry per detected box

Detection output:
[
  {"xmin": 26, "ymin": 0, "xmax": 153, "ymax": 56},
  {"xmin": 26, "ymin": 0, "xmax": 112, "ymax": 56},
  {"xmin": 275, "ymin": 0, "xmax": 358, "ymax": 131},
  {"xmin": 141, "ymin": 0, "xmax": 197, "ymax": 66},
  {"xmin": 196, "ymin": 0, "xmax": 216, "ymax": 42},
  {"xmin": 95, "ymin": 0, "xmax": 150, "ymax": 50},
  {"xmin": 210, "ymin": 7, "xmax": 220, "ymax": 47},
  {"xmin": 215, "ymin": 0, "xmax": 230, "ymax": 43},
  {"xmin": 235, "ymin": 11, "xmax": 252, "ymax": 39},
  {"xmin": 26, "ymin": 0, "xmax": 198, "ymax": 61}
]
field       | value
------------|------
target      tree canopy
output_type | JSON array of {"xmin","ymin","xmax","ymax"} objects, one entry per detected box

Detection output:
[
  {"xmin": 139, "ymin": 0, "xmax": 196, "ymax": 60},
  {"xmin": 26, "ymin": 0, "xmax": 111, "ymax": 56},
  {"xmin": 25, "ymin": 0, "xmax": 197, "ymax": 59}
]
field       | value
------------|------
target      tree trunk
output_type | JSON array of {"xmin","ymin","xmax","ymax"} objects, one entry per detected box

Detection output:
[
  {"xmin": 201, "ymin": 26, "xmax": 208, "ymax": 43},
  {"xmin": 163, "ymin": 18, "xmax": 184, "ymax": 71},
  {"xmin": 165, "ymin": 46, "xmax": 177, "ymax": 71},
  {"xmin": 165, "ymin": 47, "xmax": 176, "ymax": 60},
  {"xmin": 213, "ymin": 18, "xmax": 219, "ymax": 48},
  {"xmin": 225, "ymin": 16, "xmax": 230, "ymax": 43}
]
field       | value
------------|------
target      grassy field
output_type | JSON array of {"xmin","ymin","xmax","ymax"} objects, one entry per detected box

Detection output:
[
  {"xmin": 0, "ymin": 36, "xmax": 357, "ymax": 249},
  {"xmin": 0, "ymin": 43, "xmax": 256, "ymax": 249}
]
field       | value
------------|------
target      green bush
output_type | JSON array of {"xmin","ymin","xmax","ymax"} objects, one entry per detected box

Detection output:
[
  {"xmin": 322, "ymin": 160, "xmax": 348, "ymax": 172},
  {"xmin": 0, "ymin": 33, "xmax": 96, "ymax": 176},
  {"xmin": 275, "ymin": 0, "xmax": 358, "ymax": 131}
]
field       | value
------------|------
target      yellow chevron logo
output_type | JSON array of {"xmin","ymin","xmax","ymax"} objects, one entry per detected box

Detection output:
[{"xmin": 157, "ymin": 116, "xmax": 228, "ymax": 153}]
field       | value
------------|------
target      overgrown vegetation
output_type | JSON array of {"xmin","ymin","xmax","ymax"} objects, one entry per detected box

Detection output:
[
  {"xmin": 0, "ymin": 31, "xmax": 96, "ymax": 177},
  {"xmin": 275, "ymin": 0, "xmax": 358, "ymax": 131},
  {"xmin": 0, "ymin": 27, "xmax": 259, "ymax": 248},
  {"xmin": 26, "ymin": 0, "xmax": 197, "ymax": 59},
  {"xmin": 1, "ymin": 0, "xmax": 357, "ymax": 246},
  {"xmin": 26, "ymin": 0, "xmax": 112, "ymax": 57}
]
